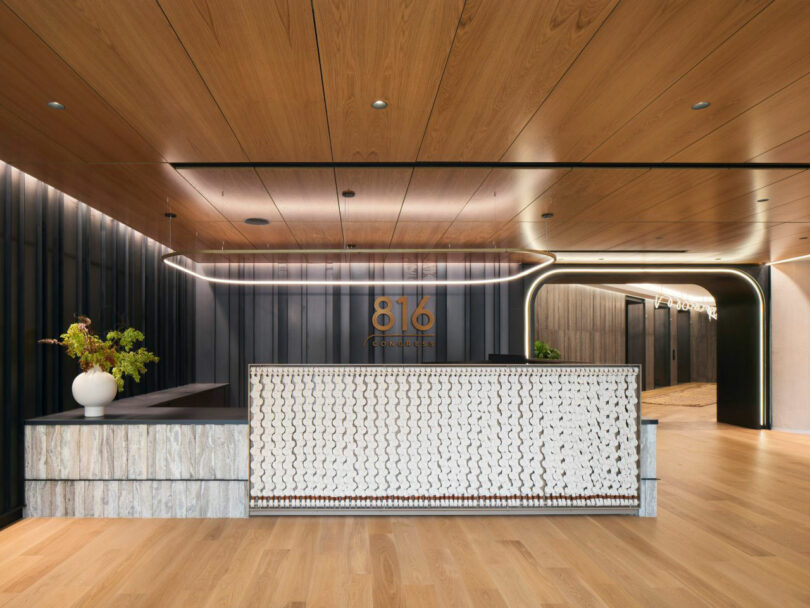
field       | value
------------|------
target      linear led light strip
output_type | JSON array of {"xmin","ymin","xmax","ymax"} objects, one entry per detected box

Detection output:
[
  {"xmin": 523, "ymin": 267, "xmax": 767, "ymax": 427},
  {"xmin": 161, "ymin": 248, "xmax": 555, "ymax": 286}
]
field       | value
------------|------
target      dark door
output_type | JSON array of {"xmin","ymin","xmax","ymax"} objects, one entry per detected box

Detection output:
[
  {"xmin": 677, "ymin": 310, "xmax": 691, "ymax": 383},
  {"xmin": 654, "ymin": 306, "xmax": 671, "ymax": 388},
  {"xmin": 625, "ymin": 298, "xmax": 646, "ymax": 390}
]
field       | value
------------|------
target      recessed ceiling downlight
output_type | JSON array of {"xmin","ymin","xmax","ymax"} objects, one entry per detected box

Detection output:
[
  {"xmin": 757, "ymin": 198, "xmax": 769, "ymax": 203},
  {"xmin": 244, "ymin": 217, "xmax": 269, "ymax": 226},
  {"xmin": 541, "ymin": 212, "xmax": 554, "ymax": 219},
  {"xmin": 341, "ymin": 190, "xmax": 356, "ymax": 198},
  {"xmin": 691, "ymin": 101, "xmax": 711, "ymax": 110},
  {"xmin": 371, "ymin": 99, "xmax": 388, "ymax": 109},
  {"xmin": 47, "ymin": 101, "xmax": 65, "ymax": 110},
  {"xmin": 164, "ymin": 212, "xmax": 177, "ymax": 218}
]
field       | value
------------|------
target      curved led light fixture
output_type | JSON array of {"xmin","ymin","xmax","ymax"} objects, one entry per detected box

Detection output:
[
  {"xmin": 161, "ymin": 248, "xmax": 555, "ymax": 287},
  {"xmin": 523, "ymin": 267, "xmax": 767, "ymax": 427}
]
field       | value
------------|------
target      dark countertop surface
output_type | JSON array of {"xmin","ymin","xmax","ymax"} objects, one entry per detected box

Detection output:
[{"xmin": 26, "ymin": 406, "xmax": 247, "ymax": 425}]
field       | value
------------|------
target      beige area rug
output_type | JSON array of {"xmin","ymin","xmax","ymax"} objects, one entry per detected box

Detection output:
[{"xmin": 642, "ymin": 383, "xmax": 717, "ymax": 407}]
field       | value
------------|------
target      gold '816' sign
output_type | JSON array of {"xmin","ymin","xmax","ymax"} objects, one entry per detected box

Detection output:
[{"xmin": 372, "ymin": 295, "xmax": 435, "ymax": 332}]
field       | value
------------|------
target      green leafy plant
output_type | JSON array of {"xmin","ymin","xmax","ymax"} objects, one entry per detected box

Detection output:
[
  {"xmin": 534, "ymin": 340, "xmax": 561, "ymax": 360},
  {"xmin": 39, "ymin": 316, "xmax": 159, "ymax": 391}
]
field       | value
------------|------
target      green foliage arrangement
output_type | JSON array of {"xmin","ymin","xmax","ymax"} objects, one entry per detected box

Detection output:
[
  {"xmin": 533, "ymin": 340, "xmax": 562, "ymax": 360},
  {"xmin": 39, "ymin": 316, "xmax": 159, "ymax": 391}
]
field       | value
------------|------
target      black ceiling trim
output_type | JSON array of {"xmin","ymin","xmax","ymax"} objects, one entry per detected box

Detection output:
[{"xmin": 171, "ymin": 161, "xmax": 810, "ymax": 170}]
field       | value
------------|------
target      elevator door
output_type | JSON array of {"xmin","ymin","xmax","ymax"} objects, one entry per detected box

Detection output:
[
  {"xmin": 654, "ymin": 306, "xmax": 671, "ymax": 388},
  {"xmin": 677, "ymin": 310, "xmax": 691, "ymax": 383},
  {"xmin": 625, "ymin": 298, "xmax": 646, "ymax": 390}
]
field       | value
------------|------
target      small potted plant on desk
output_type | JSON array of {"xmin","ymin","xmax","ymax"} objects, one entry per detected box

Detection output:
[
  {"xmin": 40, "ymin": 316, "xmax": 159, "ymax": 417},
  {"xmin": 533, "ymin": 340, "xmax": 562, "ymax": 362}
]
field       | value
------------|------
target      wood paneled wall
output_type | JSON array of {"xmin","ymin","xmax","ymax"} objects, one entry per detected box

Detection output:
[
  {"xmin": 533, "ymin": 284, "xmax": 625, "ymax": 364},
  {"xmin": 690, "ymin": 309, "xmax": 718, "ymax": 383},
  {"xmin": 534, "ymin": 285, "xmax": 717, "ymax": 385},
  {"xmin": 0, "ymin": 163, "xmax": 195, "ymax": 526}
]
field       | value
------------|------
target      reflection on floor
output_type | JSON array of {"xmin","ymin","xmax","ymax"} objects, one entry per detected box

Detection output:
[{"xmin": 1, "ymin": 386, "xmax": 809, "ymax": 607}]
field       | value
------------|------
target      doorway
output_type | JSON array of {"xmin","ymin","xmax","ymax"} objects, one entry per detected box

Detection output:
[
  {"xmin": 654, "ymin": 306, "xmax": 671, "ymax": 388},
  {"xmin": 625, "ymin": 297, "xmax": 646, "ymax": 390},
  {"xmin": 677, "ymin": 310, "xmax": 691, "ymax": 383}
]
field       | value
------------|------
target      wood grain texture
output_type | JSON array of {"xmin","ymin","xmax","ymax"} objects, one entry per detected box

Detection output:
[
  {"xmin": 6, "ymin": 402, "xmax": 810, "ymax": 605},
  {"xmin": 534, "ymin": 284, "xmax": 625, "ymax": 364},
  {"xmin": 5, "ymin": 0, "xmax": 246, "ymax": 162},
  {"xmin": 503, "ymin": 0, "xmax": 771, "ymax": 161},
  {"xmin": 159, "ymin": 0, "xmax": 332, "ymax": 161},
  {"xmin": 418, "ymin": 0, "xmax": 617, "ymax": 160},
  {"xmin": 313, "ymin": 0, "xmax": 464, "ymax": 160}
]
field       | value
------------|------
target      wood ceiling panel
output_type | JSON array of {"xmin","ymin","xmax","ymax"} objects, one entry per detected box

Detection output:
[
  {"xmin": 435, "ymin": 222, "xmax": 500, "ymax": 248},
  {"xmin": 418, "ymin": 0, "xmax": 617, "ymax": 161},
  {"xmin": 313, "ymin": 0, "xmax": 463, "ymax": 160},
  {"xmin": 389, "ymin": 222, "xmax": 451, "ymax": 248},
  {"xmin": 502, "ymin": 0, "xmax": 769, "ymax": 161},
  {"xmin": 514, "ymin": 169, "xmax": 647, "ymax": 223},
  {"xmin": 569, "ymin": 169, "xmax": 799, "ymax": 224},
  {"xmin": 334, "ymin": 168, "xmax": 412, "ymax": 223},
  {"xmin": 672, "ymin": 74, "xmax": 810, "ymax": 163},
  {"xmin": 0, "ymin": 4, "xmax": 161, "ymax": 162},
  {"xmin": 398, "ymin": 168, "xmax": 489, "ymax": 222},
  {"xmin": 256, "ymin": 168, "xmax": 339, "ymax": 222},
  {"xmin": 286, "ymin": 223, "xmax": 344, "ymax": 248},
  {"xmin": 754, "ymin": 196, "xmax": 810, "ymax": 224},
  {"xmin": 455, "ymin": 168, "xmax": 569, "ymax": 223},
  {"xmin": 229, "ymin": 220, "xmax": 298, "ymax": 248},
  {"xmin": 752, "ymin": 130, "xmax": 810, "ymax": 163},
  {"xmin": 159, "ymin": 0, "xmax": 331, "ymax": 161},
  {"xmin": 342, "ymin": 222, "xmax": 396, "ymax": 248},
  {"xmin": 684, "ymin": 171, "xmax": 810, "ymax": 223},
  {"xmin": 593, "ymin": 3, "xmax": 810, "ymax": 162},
  {"xmin": 628, "ymin": 169, "xmax": 799, "ymax": 222},
  {"xmin": 6, "ymin": 0, "xmax": 245, "ymax": 162},
  {"xmin": 0, "ymin": 104, "xmax": 80, "ymax": 163},
  {"xmin": 181, "ymin": 221, "xmax": 255, "ymax": 249},
  {"xmin": 176, "ymin": 168, "xmax": 281, "ymax": 222}
]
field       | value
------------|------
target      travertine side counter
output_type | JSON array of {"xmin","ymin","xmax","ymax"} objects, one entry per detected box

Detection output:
[{"xmin": 24, "ymin": 405, "xmax": 248, "ymax": 518}]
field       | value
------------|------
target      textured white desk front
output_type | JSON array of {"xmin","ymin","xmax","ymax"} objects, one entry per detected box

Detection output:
[{"xmin": 249, "ymin": 365, "xmax": 644, "ymax": 515}]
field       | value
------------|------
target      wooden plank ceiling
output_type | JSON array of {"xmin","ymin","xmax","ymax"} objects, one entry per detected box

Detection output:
[{"xmin": 0, "ymin": 0, "xmax": 808, "ymax": 263}]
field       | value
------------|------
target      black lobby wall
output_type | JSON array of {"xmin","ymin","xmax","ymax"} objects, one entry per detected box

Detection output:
[
  {"xmin": 0, "ymin": 163, "xmax": 195, "ymax": 526},
  {"xmin": 194, "ymin": 262, "xmax": 525, "ymax": 407}
]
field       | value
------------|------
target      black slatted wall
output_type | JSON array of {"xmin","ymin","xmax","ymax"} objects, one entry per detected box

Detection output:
[
  {"xmin": 0, "ymin": 163, "xmax": 195, "ymax": 526},
  {"xmin": 195, "ymin": 262, "xmax": 526, "ymax": 408}
]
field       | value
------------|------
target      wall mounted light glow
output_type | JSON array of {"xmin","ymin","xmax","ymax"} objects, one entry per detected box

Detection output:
[
  {"xmin": 523, "ymin": 267, "xmax": 767, "ymax": 427},
  {"xmin": 161, "ymin": 248, "xmax": 555, "ymax": 287}
]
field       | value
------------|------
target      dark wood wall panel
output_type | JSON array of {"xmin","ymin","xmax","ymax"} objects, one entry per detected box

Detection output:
[
  {"xmin": 0, "ymin": 163, "xmax": 195, "ymax": 527},
  {"xmin": 691, "ymin": 309, "xmax": 718, "ymax": 383},
  {"xmin": 533, "ymin": 284, "xmax": 625, "ymax": 364},
  {"xmin": 195, "ymin": 262, "xmax": 524, "ymax": 407}
]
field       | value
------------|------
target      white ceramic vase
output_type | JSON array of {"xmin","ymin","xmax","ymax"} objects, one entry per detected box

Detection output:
[{"xmin": 72, "ymin": 365, "xmax": 117, "ymax": 417}]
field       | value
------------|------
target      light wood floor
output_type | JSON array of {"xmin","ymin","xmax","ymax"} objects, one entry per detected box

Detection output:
[{"xmin": 2, "ymin": 384, "xmax": 809, "ymax": 607}]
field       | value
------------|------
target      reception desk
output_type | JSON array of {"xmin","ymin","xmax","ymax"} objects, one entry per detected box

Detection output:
[
  {"xmin": 24, "ymin": 365, "xmax": 656, "ymax": 518},
  {"xmin": 249, "ymin": 364, "xmax": 656, "ymax": 516}
]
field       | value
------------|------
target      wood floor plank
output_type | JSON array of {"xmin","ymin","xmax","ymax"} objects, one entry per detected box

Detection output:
[{"xmin": 1, "ymin": 391, "xmax": 809, "ymax": 606}]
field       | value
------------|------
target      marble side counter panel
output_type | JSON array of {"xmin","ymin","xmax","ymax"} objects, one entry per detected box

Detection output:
[{"xmin": 24, "ymin": 422, "xmax": 248, "ymax": 518}]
